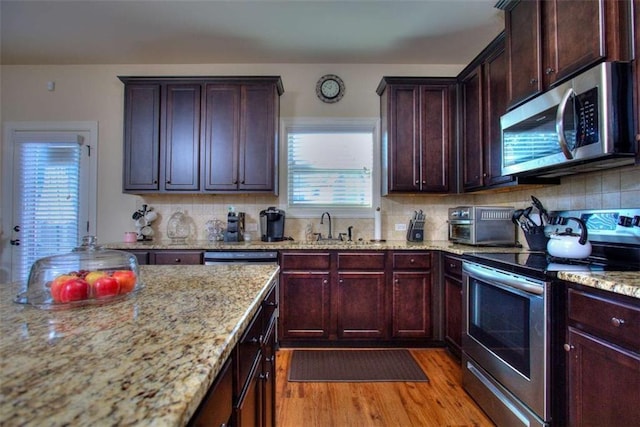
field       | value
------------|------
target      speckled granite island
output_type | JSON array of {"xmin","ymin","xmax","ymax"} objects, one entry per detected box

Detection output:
[{"xmin": 0, "ymin": 264, "xmax": 279, "ymax": 427}]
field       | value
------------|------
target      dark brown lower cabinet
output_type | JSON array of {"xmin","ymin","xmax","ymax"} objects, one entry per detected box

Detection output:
[
  {"xmin": 565, "ymin": 285, "xmax": 640, "ymax": 426},
  {"xmin": 188, "ymin": 358, "xmax": 233, "ymax": 427},
  {"xmin": 443, "ymin": 255, "xmax": 462, "ymax": 356},
  {"xmin": 337, "ymin": 272, "xmax": 386, "ymax": 339},
  {"xmin": 390, "ymin": 252, "xmax": 432, "ymax": 340},
  {"xmin": 189, "ymin": 278, "xmax": 277, "ymax": 427}
]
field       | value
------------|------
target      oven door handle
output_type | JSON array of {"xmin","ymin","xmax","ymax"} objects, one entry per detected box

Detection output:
[{"xmin": 464, "ymin": 263, "xmax": 544, "ymax": 295}]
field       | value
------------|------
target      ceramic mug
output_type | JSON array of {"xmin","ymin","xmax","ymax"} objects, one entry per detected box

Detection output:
[{"xmin": 124, "ymin": 231, "xmax": 137, "ymax": 243}]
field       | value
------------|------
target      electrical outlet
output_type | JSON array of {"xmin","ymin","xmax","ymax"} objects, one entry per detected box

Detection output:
[{"xmin": 395, "ymin": 223, "xmax": 407, "ymax": 231}]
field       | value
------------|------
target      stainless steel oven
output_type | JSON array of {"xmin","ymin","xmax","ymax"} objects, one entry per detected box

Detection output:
[{"xmin": 462, "ymin": 260, "xmax": 550, "ymax": 427}]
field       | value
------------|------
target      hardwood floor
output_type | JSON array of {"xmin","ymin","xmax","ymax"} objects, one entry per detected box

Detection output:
[{"xmin": 276, "ymin": 348, "xmax": 495, "ymax": 426}]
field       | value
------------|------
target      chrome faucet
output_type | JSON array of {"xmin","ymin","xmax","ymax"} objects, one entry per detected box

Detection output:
[{"xmin": 320, "ymin": 212, "xmax": 333, "ymax": 239}]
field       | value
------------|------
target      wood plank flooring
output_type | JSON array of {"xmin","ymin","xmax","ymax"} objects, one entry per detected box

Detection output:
[{"xmin": 276, "ymin": 348, "xmax": 495, "ymax": 427}]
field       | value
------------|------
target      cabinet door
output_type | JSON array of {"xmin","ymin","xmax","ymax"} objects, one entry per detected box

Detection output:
[
  {"xmin": 567, "ymin": 327, "xmax": 640, "ymax": 426},
  {"xmin": 203, "ymin": 84, "xmax": 240, "ymax": 191},
  {"xmin": 337, "ymin": 272, "xmax": 386, "ymax": 339},
  {"xmin": 483, "ymin": 43, "xmax": 512, "ymax": 187},
  {"xmin": 235, "ymin": 354, "xmax": 263, "ymax": 427},
  {"xmin": 419, "ymin": 85, "xmax": 451, "ymax": 192},
  {"xmin": 239, "ymin": 84, "xmax": 276, "ymax": 191},
  {"xmin": 188, "ymin": 358, "xmax": 233, "ymax": 427},
  {"xmin": 162, "ymin": 84, "xmax": 201, "ymax": 191},
  {"xmin": 123, "ymin": 84, "xmax": 160, "ymax": 191},
  {"xmin": 391, "ymin": 272, "xmax": 432, "ymax": 339},
  {"xmin": 388, "ymin": 85, "xmax": 421, "ymax": 192},
  {"xmin": 544, "ymin": 0, "xmax": 605, "ymax": 85},
  {"xmin": 444, "ymin": 276, "xmax": 462, "ymax": 353},
  {"xmin": 506, "ymin": 0, "xmax": 543, "ymax": 107},
  {"xmin": 280, "ymin": 272, "xmax": 331, "ymax": 339},
  {"xmin": 461, "ymin": 65, "xmax": 484, "ymax": 190}
]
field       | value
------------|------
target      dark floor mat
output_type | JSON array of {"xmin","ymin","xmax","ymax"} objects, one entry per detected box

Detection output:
[{"xmin": 288, "ymin": 349, "xmax": 429, "ymax": 382}]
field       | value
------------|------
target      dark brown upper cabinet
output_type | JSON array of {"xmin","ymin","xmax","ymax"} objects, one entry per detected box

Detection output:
[
  {"xmin": 458, "ymin": 33, "xmax": 516, "ymax": 191},
  {"xmin": 119, "ymin": 76, "xmax": 283, "ymax": 194},
  {"xmin": 498, "ymin": 0, "xmax": 633, "ymax": 109},
  {"xmin": 377, "ymin": 77, "xmax": 456, "ymax": 195}
]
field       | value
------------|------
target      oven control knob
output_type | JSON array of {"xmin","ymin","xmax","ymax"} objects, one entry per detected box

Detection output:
[{"xmin": 618, "ymin": 216, "xmax": 633, "ymax": 227}]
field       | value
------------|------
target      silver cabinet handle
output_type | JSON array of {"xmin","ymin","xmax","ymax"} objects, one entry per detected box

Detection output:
[
  {"xmin": 563, "ymin": 343, "xmax": 574, "ymax": 352},
  {"xmin": 611, "ymin": 317, "xmax": 625, "ymax": 327}
]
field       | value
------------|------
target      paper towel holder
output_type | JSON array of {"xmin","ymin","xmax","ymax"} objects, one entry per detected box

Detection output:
[{"xmin": 370, "ymin": 207, "xmax": 386, "ymax": 242}]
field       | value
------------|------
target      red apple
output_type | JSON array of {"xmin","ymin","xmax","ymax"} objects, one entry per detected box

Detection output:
[
  {"xmin": 59, "ymin": 278, "xmax": 89, "ymax": 303},
  {"xmin": 50, "ymin": 274, "xmax": 77, "ymax": 302},
  {"xmin": 85, "ymin": 271, "xmax": 108, "ymax": 286},
  {"xmin": 111, "ymin": 270, "xmax": 136, "ymax": 294},
  {"xmin": 92, "ymin": 276, "xmax": 120, "ymax": 298}
]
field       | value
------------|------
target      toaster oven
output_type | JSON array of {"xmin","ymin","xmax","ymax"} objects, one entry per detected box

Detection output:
[{"xmin": 448, "ymin": 206, "xmax": 516, "ymax": 246}]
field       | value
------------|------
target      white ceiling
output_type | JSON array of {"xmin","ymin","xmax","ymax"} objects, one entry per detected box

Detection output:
[{"xmin": 0, "ymin": 0, "xmax": 505, "ymax": 65}]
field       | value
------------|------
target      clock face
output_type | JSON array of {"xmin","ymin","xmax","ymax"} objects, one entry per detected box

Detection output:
[
  {"xmin": 316, "ymin": 74, "xmax": 345, "ymax": 103},
  {"xmin": 321, "ymin": 79, "xmax": 340, "ymax": 98}
]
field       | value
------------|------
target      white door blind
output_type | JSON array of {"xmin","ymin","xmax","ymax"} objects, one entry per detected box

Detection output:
[
  {"xmin": 13, "ymin": 135, "xmax": 84, "ymax": 282},
  {"xmin": 287, "ymin": 132, "xmax": 373, "ymax": 208}
]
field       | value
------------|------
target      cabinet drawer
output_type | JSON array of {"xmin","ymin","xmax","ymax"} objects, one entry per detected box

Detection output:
[
  {"xmin": 444, "ymin": 255, "xmax": 462, "ymax": 277},
  {"xmin": 280, "ymin": 252, "xmax": 330, "ymax": 270},
  {"xmin": 392, "ymin": 252, "xmax": 431, "ymax": 270},
  {"xmin": 153, "ymin": 251, "xmax": 202, "ymax": 265},
  {"xmin": 568, "ymin": 288, "xmax": 640, "ymax": 350},
  {"xmin": 262, "ymin": 282, "xmax": 278, "ymax": 325},
  {"xmin": 237, "ymin": 306, "xmax": 264, "ymax": 394},
  {"xmin": 337, "ymin": 252, "xmax": 385, "ymax": 270}
]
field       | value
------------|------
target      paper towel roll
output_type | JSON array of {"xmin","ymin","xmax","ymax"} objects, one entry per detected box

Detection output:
[{"xmin": 374, "ymin": 207, "xmax": 382, "ymax": 240}]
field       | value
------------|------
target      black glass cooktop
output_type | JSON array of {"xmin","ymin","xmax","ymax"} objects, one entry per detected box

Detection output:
[{"xmin": 463, "ymin": 251, "xmax": 640, "ymax": 280}]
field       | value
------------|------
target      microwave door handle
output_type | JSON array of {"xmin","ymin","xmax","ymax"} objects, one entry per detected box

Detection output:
[{"xmin": 555, "ymin": 87, "xmax": 575, "ymax": 160}]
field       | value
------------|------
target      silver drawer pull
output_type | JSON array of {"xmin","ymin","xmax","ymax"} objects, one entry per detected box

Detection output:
[{"xmin": 611, "ymin": 317, "xmax": 625, "ymax": 327}]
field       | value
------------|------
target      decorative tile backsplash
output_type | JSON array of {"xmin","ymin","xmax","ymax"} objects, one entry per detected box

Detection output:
[{"xmin": 138, "ymin": 165, "xmax": 639, "ymax": 244}]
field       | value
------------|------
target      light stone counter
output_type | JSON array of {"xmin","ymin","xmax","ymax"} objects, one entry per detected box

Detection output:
[
  {"xmin": 557, "ymin": 271, "xmax": 640, "ymax": 299},
  {"xmin": 103, "ymin": 239, "xmax": 524, "ymax": 254},
  {"xmin": 0, "ymin": 264, "xmax": 279, "ymax": 427}
]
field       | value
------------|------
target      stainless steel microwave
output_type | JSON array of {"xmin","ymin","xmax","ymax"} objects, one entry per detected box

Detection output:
[{"xmin": 500, "ymin": 62, "xmax": 635, "ymax": 178}]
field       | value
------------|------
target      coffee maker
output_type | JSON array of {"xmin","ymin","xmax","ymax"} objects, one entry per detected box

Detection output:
[
  {"xmin": 224, "ymin": 212, "xmax": 245, "ymax": 242},
  {"xmin": 260, "ymin": 207, "xmax": 285, "ymax": 242}
]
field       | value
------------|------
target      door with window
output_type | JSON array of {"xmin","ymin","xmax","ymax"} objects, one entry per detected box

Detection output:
[{"xmin": 2, "ymin": 123, "xmax": 97, "ymax": 283}]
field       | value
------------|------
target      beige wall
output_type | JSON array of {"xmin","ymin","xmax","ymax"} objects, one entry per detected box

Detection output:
[{"xmin": 1, "ymin": 63, "xmax": 639, "ymax": 251}]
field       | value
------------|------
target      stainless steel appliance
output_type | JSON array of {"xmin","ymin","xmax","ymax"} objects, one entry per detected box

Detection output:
[
  {"xmin": 203, "ymin": 251, "xmax": 278, "ymax": 265},
  {"xmin": 461, "ymin": 208, "xmax": 640, "ymax": 426},
  {"xmin": 448, "ymin": 206, "xmax": 516, "ymax": 246},
  {"xmin": 500, "ymin": 62, "xmax": 635, "ymax": 178},
  {"xmin": 462, "ymin": 260, "xmax": 550, "ymax": 427},
  {"xmin": 260, "ymin": 207, "xmax": 286, "ymax": 242}
]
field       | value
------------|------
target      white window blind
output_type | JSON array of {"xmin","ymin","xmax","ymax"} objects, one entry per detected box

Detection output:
[
  {"xmin": 287, "ymin": 132, "xmax": 373, "ymax": 208},
  {"xmin": 13, "ymin": 134, "xmax": 85, "ymax": 282}
]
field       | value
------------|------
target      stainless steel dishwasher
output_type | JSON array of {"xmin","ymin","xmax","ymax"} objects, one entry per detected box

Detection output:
[{"xmin": 203, "ymin": 251, "xmax": 279, "ymax": 265}]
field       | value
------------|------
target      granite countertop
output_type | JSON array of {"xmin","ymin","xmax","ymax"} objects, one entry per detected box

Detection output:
[
  {"xmin": 0, "ymin": 264, "xmax": 280, "ymax": 427},
  {"xmin": 105, "ymin": 239, "xmax": 640, "ymax": 300},
  {"xmin": 103, "ymin": 239, "xmax": 524, "ymax": 254}
]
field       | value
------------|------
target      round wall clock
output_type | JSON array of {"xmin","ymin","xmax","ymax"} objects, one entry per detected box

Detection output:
[{"xmin": 316, "ymin": 74, "xmax": 345, "ymax": 103}]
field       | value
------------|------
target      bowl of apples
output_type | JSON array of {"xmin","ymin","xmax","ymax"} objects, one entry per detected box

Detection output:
[{"xmin": 14, "ymin": 236, "xmax": 142, "ymax": 310}]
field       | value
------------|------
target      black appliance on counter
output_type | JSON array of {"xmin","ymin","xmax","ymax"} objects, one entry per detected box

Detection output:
[
  {"xmin": 224, "ymin": 212, "xmax": 244, "ymax": 242},
  {"xmin": 460, "ymin": 208, "xmax": 640, "ymax": 427},
  {"xmin": 260, "ymin": 207, "xmax": 285, "ymax": 242}
]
